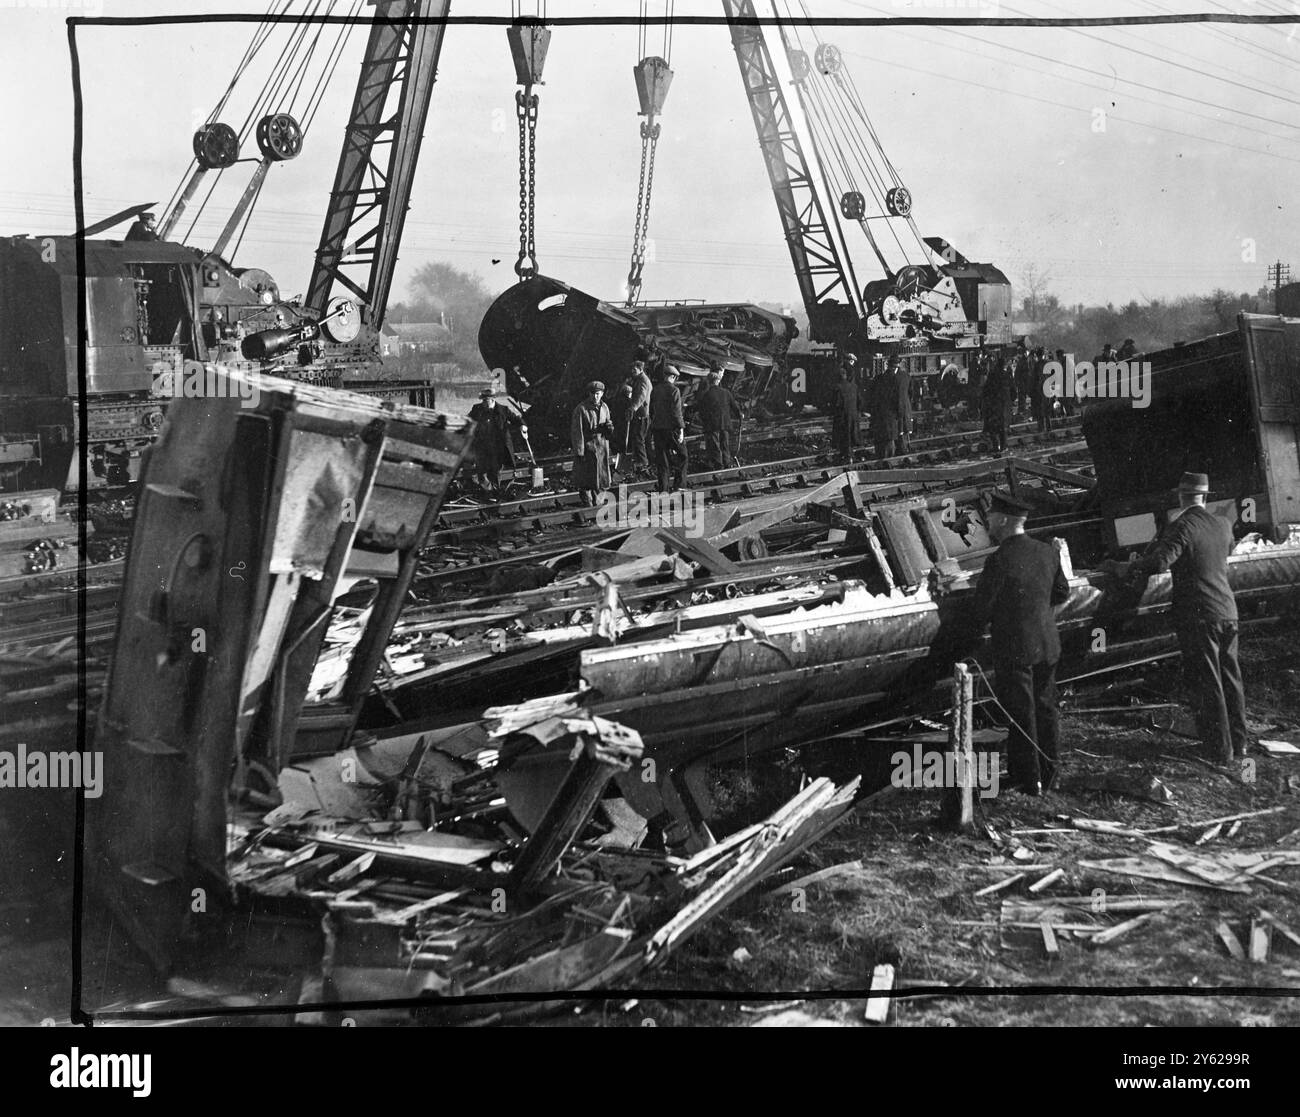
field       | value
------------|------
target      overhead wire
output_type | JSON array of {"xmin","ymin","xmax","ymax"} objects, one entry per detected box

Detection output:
[
  {"xmin": 160, "ymin": 0, "xmax": 288, "ymax": 228},
  {"xmin": 842, "ymin": 0, "xmax": 1300, "ymax": 142},
  {"xmin": 829, "ymin": 7, "xmax": 1300, "ymax": 165},
  {"xmin": 303, "ymin": 0, "xmax": 364, "ymax": 134},
  {"xmin": 993, "ymin": 0, "xmax": 1300, "ymax": 110},
  {"xmin": 787, "ymin": 0, "xmax": 932, "ymax": 272},
  {"xmin": 770, "ymin": 6, "xmax": 873, "ymax": 298}
]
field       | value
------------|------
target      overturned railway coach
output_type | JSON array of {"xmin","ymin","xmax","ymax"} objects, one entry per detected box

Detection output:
[{"xmin": 0, "ymin": 234, "xmax": 437, "ymax": 493}]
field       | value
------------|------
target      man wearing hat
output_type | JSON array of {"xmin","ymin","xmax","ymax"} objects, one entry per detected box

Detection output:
[
  {"xmin": 571, "ymin": 381, "xmax": 614, "ymax": 506},
  {"xmin": 126, "ymin": 211, "xmax": 159, "ymax": 242},
  {"xmin": 830, "ymin": 362, "xmax": 861, "ymax": 463},
  {"xmin": 981, "ymin": 356, "xmax": 1013, "ymax": 452},
  {"xmin": 867, "ymin": 360, "xmax": 901, "ymax": 461},
  {"xmin": 1103, "ymin": 472, "xmax": 1248, "ymax": 767},
  {"xmin": 468, "ymin": 386, "xmax": 525, "ymax": 499},
  {"xmin": 971, "ymin": 490, "xmax": 1071, "ymax": 794},
  {"xmin": 695, "ymin": 365, "xmax": 743, "ymax": 471},
  {"xmin": 649, "ymin": 365, "xmax": 688, "ymax": 493},
  {"xmin": 626, "ymin": 356, "xmax": 653, "ymax": 472}
]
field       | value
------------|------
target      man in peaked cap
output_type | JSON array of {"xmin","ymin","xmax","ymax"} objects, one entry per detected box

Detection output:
[
  {"xmin": 971, "ymin": 489, "xmax": 1071, "ymax": 795},
  {"xmin": 1103, "ymin": 472, "xmax": 1248, "ymax": 767}
]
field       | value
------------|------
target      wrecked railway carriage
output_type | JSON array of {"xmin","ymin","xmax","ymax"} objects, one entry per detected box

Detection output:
[{"xmin": 88, "ymin": 314, "xmax": 1300, "ymax": 1013}]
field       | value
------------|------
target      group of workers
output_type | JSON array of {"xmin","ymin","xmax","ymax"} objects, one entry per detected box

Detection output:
[
  {"xmin": 471, "ymin": 354, "xmax": 1249, "ymax": 801},
  {"xmin": 829, "ymin": 336, "xmax": 1143, "ymax": 466},
  {"xmin": 568, "ymin": 357, "xmax": 746, "ymax": 505},
  {"xmin": 830, "ymin": 353, "xmax": 916, "ymax": 463},
  {"xmin": 975, "ymin": 472, "xmax": 1249, "ymax": 795}
]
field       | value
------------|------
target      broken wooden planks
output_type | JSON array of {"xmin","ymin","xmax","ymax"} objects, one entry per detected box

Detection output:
[
  {"xmin": 710, "ymin": 473, "xmax": 851, "ymax": 553},
  {"xmin": 1089, "ymin": 912, "xmax": 1158, "ymax": 948}
]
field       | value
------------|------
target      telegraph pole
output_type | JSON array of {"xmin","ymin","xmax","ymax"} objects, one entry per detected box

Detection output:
[{"xmin": 1267, "ymin": 260, "xmax": 1291, "ymax": 308}]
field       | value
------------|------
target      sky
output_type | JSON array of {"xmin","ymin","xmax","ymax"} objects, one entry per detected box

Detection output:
[{"xmin": 0, "ymin": 0, "xmax": 1296, "ymax": 315}]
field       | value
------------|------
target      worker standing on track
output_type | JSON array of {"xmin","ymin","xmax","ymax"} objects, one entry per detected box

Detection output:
[
  {"xmin": 1102, "ymin": 472, "xmax": 1250, "ymax": 770},
  {"xmin": 649, "ymin": 365, "xmax": 688, "ymax": 493},
  {"xmin": 831, "ymin": 363, "xmax": 861, "ymax": 463},
  {"xmin": 892, "ymin": 356, "xmax": 913, "ymax": 452},
  {"xmin": 868, "ymin": 361, "xmax": 900, "ymax": 461},
  {"xmin": 1054, "ymin": 348, "xmax": 1074, "ymax": 418},
  {"xmin": 610, "ymin": 380, "xmax": 634, "ymax": 474},
  {"xmin": 571, "ymin": 380, "xmax": 613, "ymax": 507},
  {"xmin": 696, "ymin": 365, "xmax": 743, "ymax": 471},
  {"xmin": 982, "ymin": 357, "xmax": 1013, "ymax": 452},
  {"xmin": 970, "ymin": 490, "xmax": 1071, "ymax": 795},
  {"xmin": 626, "ymin": 356, "xmax": 653, "ymax": 475},
  {"xmin": 1031, "ymin": 347, "xmax": 1053, "ymax": 433},
  {"xmin": 468, "ymin": 387, "xmax": 525, "ymax": 500}
]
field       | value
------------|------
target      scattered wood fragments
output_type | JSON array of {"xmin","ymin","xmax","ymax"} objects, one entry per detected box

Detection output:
[
  {"xmin": 1040, "ymin": 920, "xmax": 1060, "ymax": 962},
  {"xmin": 1217, "ymin": 920, "xmax": 1247, "ymax": 961},
  {"xmin": 1249, "ymin": 918, "xmax": 1272, "ymax": 964},
  {"xmin": 1089, "ymin": 912, "xmax": 1158, "ymax": 948},
  {"xmin": 1028, "ymin": 867, "xmax": 1066, "ymax": 894},
  {"xmin": 1195, "ymin": 823, "xmax": 1224, "ymax": 846}
]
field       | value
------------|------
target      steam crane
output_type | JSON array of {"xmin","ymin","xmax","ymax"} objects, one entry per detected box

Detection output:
[
  {"xmin": 722, "ymin": 0, "xmax": 1013, "ymax": 383},
  {"xmin": 0, "ymin": 1, "xmax": 453, "ymax": 494},
  {"xmin": 305, "ymin": 0, "xmax": 452, "ymax": 344}
]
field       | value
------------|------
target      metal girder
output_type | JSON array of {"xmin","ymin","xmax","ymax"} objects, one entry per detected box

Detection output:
[
  {"xmin": 722, "ymin": 0, "xmax": 862, "ymax": 339},
  {"xmin": 306, "ymin": 0, "xmax": 451, "ymax": 323}
]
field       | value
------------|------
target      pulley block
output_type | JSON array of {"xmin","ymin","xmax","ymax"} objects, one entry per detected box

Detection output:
[
  {"xmin": 192, "ymin": 122, "xmax": 240, "ymax": 170},
  {"xmin": 633, "ymin": 56, "xmax": 673, "ymax": 117},
  {"xmin": 814, "ymin": 43, "xmax": 842, "ymax": 75},
  {"xmin": 255, "ymin": 113, "xmax": 303, "ymax": 161},
  {"xmin": 839, "ymin": 191, "xmax": 866, "ymax": 220},
  {"xmin": 885, "ymin": 185, "xmax": 912, "ymax": 217},
  {"xmin": 507, "ymin": 22, "xmax": 551, "ymax": 86},
  {"xmin": 787, "ymin": 49, "xmax": 810, "ymax": 84}
]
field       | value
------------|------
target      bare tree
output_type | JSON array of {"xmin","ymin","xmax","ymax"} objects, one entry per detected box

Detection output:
[{"xmin": 1018, "ymin": 263, "xmax": 1054, "ymax": 322}]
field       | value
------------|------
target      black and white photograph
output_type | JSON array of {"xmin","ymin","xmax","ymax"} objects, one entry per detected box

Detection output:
[{"xmin": 1, "ymin": 0, "xmax": 1299, "ymax": 1061}]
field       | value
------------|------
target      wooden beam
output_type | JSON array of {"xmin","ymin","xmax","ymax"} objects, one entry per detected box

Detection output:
[
  {"xmin": 654, "ymin": 527, "xmax": 740, "ymax": 575},
  {"xmin": 710, "ymin": 473, "xmax": 850, "ymax": 552},
  {"xmin": 1217, "ymin": 920, "xmax": 1247, "ymax": 961}
]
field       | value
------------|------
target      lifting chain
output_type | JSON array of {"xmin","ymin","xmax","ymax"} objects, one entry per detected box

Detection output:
[
  {"xmin": 624, "ymin": 117, "xmax": 660, "ymax": 307},
  {"xmin": 515, "ymin": 86, "xmax": 540, "ymax": 279}
]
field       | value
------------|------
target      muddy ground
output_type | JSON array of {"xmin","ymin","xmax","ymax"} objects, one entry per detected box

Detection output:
[
  {"xmin": 2, "ymin": 628, "xmax": 1297, "ymax": 1027},
  {"xmin": 602, "ymin": 626, "xmax": 1300, "ymax": 1027}
]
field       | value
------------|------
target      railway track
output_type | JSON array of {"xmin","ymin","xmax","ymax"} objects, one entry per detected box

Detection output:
[{"xmin": 0, "ymin": 417, "xmax": 1087, "ymax": 638}]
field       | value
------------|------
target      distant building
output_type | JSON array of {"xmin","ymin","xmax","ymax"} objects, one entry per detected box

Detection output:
[{"xmin": 382, "ymin": 320, "xmax": 453, "ymax": 357}]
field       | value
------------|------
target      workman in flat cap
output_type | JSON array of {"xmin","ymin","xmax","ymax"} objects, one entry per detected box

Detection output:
[
  {"xmin": 1102, "ymin": 472, "xmax": 1248, "ymax": 769},
  {"xmin": 695, "ymin": 365, "xmax": 743, "ymax": 471},
  {"xmin": 970, "ymin": 490, "xmax": 1071, "ymax": 795},
  {"xmin": 468, "ymin": 386, "xmax": 526, "ymax": 500},
  {"xmin": 571, "ymin": 380, "xmax": 613, "ymax": 507},
  {"xmin": 649, "ymin": 365, "xmax": 688, "ymax": 493}
]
